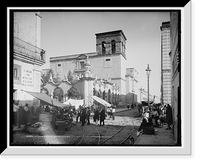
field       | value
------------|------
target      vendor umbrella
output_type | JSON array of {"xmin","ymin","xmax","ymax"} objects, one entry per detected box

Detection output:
[{"xmin": 22, "ymin": 90, "xmax": 68, "ymax": 108}]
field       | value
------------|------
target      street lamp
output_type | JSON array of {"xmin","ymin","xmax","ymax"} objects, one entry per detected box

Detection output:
[{"xmin": 145, "ymin": 64, "xmax": 151, "ymax": 107}]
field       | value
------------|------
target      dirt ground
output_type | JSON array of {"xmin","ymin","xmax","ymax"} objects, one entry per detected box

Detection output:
[{"xmin": 11, "ymin": 108, "xmax": 141, "ymax": 146}]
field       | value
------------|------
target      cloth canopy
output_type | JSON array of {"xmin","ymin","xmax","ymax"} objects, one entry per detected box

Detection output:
[
  {"xmin": 92, "ymin": 96, "xmax": 111, "ymax": 107},
  {"xmin": 63, "ymin": 99, "xmax": 84, "ymax": 109},
  {"xmin": 141, "ymin": 101, "xmax": 154, "ymax": 106},
  {"xmin": 23, "ymin": 90, "xmax": 68, "ymax": 108}
]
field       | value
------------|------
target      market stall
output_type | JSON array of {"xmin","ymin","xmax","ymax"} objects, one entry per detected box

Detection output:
[{"xmin": 22, "ymin": 90, "xmax": 74, "ymax": 134}]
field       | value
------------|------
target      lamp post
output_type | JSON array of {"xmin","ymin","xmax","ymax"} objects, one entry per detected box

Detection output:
[{"xmin": 145, "ymin": 64, "xmax": 151, "ymax": 107}]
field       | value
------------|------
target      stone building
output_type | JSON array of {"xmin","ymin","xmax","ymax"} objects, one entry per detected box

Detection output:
[
  {"xmin": 49, "ymin": 30, "xmax": 137, "ymax": 106},
  {"xmin": 42, "ymin": 58, "xmax": 120, "ymax": 107},
  {"xmin": 170, "ymin": 12, "xmax": 181, "ymax": 145},
  {"xmin": 13, "ymin": 12, "xmax": 46, "ymax": 105},
  {"xmin": 160, "ymin": 21, "xmax": 171, "ymax": 105}
]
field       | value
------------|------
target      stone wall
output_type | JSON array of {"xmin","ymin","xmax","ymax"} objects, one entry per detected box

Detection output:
[{"xmin": 14, "ymin": 12, "xmax": 41, "ymax": 47}]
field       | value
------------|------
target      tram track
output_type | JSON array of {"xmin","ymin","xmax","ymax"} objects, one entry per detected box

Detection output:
[
  {"xmin": 77, "ymin": 124, "xmax": 101, "ymax": 145},
  {"xmin": 120, "ymin": 117, "xmax": 136, "ymax": 145},
  {"xmin": 99, "ymin": 117, "xmax": 135, "ymax": 145},
  {"xmin": 72, "ymin": 116, "xmax": 135, "ymax": 145}
]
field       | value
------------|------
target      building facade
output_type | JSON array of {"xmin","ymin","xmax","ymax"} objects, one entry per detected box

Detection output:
[
  {"xmin": 170, "ymin": 12, "xmax": 181, "ymax": 145},
  {"xmin": 42, "ymin": 58, "xmax": 120, "ymax": 107},
  {"xmin": 160, "ymin": 22, "xmax": 171, "ymax": 105},
  {"xmin": 13, "ymin": 12, "xmax": 46, "ymax": 105},
  {"xmin": 125, "ymin": 68, "xmax": 138, "ymax": 105},
  {"xmin": 49, "ymin": 30, "xmax": 136, "ymax": 106}
]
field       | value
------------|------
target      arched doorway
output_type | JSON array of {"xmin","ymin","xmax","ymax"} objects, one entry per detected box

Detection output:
[
  {"xmin": 93, "ymin": 88, "xmax": 96, "ymax": 96},
  {"xmin": 98, "ymin": 90, "xmax": 100, "ymax": 98},
  {"xmin": 53, "ymin": 87, "xmax": 64, "ymax": 103},
  {"xmin": 103, "ymin": 91, "xmax": 106, "ymax": 100},
  {"xmin": 108, "ymin": 89, "xmax": 111, "ymax": 103}
]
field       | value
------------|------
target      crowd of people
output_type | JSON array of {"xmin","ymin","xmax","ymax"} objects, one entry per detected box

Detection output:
[
  {"xmin": 75, "ymin": 104, "xmax": 116, "ymax": 126},
  {"xmin": 13, "ymin": 98, "xmax": 117, "ymax": 131},
  {"xmin": 13, "ymin": 100, "xmax": 32, "ymax": 129},
  {"xmin": 137, "ymin": 104, "xmax": 173, "ymax": 136}
]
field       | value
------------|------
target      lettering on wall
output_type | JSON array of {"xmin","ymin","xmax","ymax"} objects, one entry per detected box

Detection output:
[{"xmin": 22, "ymin": 69, "xmax": 33, "ymax": 87}]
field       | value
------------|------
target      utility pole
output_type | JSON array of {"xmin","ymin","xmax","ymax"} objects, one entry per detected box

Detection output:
[{"xmin": 145, "ymin": 64, "xmax": 151, "ymax": 107}]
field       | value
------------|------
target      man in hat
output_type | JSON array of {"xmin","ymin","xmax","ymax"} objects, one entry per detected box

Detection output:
[
  {"xmin": 22, "ymin": 103, "xmax": 29, "ymax": 126},
  {"xmin": 13, "ymin": 100, "xmax": 19, "ymax": 129}
]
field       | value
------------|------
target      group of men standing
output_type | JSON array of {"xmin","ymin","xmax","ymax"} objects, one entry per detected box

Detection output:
[
  {"xmin": 76, "ymin": 106, "xmax": 91, "ymax": 126},
  {"xmin": 76, "ymin": 105, "xmax": 116, "ymax": 127},
  {"xmin": 13, "ymin": 100, "xmax": 30, "ymax": 129}
]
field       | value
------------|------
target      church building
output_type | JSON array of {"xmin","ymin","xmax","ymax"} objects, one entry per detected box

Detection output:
[{"xmin": 48, "ymin": 30, "xmax": 137, "ymax": 106}]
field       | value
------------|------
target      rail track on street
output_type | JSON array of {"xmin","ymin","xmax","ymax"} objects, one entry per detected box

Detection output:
[
  {"xmin": 77, "ymin": 124, "xmax": 101, "ymax": 145},
  {"xmin": 99, "ymin": 117, "xmax": 135, "ymax": 145}
]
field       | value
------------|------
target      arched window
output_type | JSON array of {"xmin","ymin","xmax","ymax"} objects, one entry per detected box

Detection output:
[
  {"xmin": 103, "ymin": 91, "xmax": 106, "ymax": 100},
  {"xmin": 108, "ymin": 89, "xmax": 111, "ymax": 103},
  {"xmin": 111, "ymin": 40, "xmax": 116, "ymax": 54},
  {"xmin": 93, "ymin": 88, "xmax": 96, "ymax": 96},
  {"xmin": 14, "ymin": 68, "xmax": 18, "ymax": 78},
  {"xmin": 102, "ymin": 41, "xmax": 106, "ymax": 55}
]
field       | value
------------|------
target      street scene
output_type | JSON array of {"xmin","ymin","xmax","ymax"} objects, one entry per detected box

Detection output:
[{"xmin": 12, "ymin": 10, "xmax": 180, "ymax": 146}]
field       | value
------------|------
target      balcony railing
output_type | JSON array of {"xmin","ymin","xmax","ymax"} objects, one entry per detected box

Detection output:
[{"xmin": 14, "ymin": 37, "xmax": 46, "ymax": 63}]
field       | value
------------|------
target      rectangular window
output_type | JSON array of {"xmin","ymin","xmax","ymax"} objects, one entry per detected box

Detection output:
[
  {"xmin": 104, "ymin": 58, "xmax": 112, "ymax": 68},
  {"xmin": 79, "ymin": 61, "xmax": 85, "ymax": 69},
  {"xmin": 57, "ymin": 63, "xmax": 62, "ymax": 72}
]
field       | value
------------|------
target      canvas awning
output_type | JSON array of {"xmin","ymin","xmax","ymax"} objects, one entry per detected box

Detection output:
[
  {"xmin": 141, "ymin": 101, "xmax": 154, "ymax": 106},
  {"xmin": 92, "ymin": 96, "xmax": 111, "ymax": 107},
  {"xmin": 23, "ymin": 90, "xmax": 68, "ymax": 108}
]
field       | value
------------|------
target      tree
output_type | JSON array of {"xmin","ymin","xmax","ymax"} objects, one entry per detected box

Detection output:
[
  {"xmin": 41, "ymin": 69, "xmax": 54, "ymax": 87},
  {"xmin": 53, "ymin": 87, "xmax": 64, "ymax": 102},
  {"xmin": 67, "ymin": 87, "xmax": 81, "ymax": 99}
]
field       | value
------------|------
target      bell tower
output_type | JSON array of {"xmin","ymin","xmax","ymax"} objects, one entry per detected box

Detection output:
[{"xmin": 95, "ymin": 30, "xmax": 127, "ymax": 59}]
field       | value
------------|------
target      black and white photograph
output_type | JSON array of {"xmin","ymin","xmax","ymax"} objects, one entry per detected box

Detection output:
[{"xmin": 3, "ymin": 3, "xmax": 192, "ymax": 155}]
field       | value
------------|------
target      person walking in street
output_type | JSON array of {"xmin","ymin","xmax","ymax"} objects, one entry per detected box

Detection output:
[
  {"xmin": 127, "ymin": 103, "xmax": 129, "ymax": 109},
  {"xmin": 112, "ymin": 105, "xmax": 116, "ymax": 120},
  {"xmin": 166, "ymin": 104, "xmax": 173, "ymax": 130},
  {"xmin": 131, "ymin": 103, "xmax": 134, "ymax": 109},
  {"xmin": 22, "ymin": 103, "xmax": 29, "ymax": 127},
  {"xmin": 94, "ymin": 108, "xmax": 99, "ymax": 125},
  {"xmin": 81, "ymin": 108, "xmax": 87, "ymax": 126},
  {"xmin": 13, "ymin": 100, "xmax": 19, "ymax": 129},
  {"xmin": 86, "ymin": 107, "xmax": 91, "ymax": 125},
  {"xmin": 76, "ymin": 106, "xmax": 81, "ymax": 123},
  {"xmin": 100, "ymin": 108, "xmax": 105, "ymax": 126}
]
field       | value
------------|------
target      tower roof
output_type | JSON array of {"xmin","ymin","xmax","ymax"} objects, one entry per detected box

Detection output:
[
  {"xmin": 160, "ymin": 21, "xmax": 170, "ymax": 30},
  {"xmin": 95, "ymin": 30, "xmax": 127, "ymax": 41}
]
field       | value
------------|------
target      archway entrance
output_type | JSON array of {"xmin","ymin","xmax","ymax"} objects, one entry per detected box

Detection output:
[{"xmin": 108, "ymin": 89, "xmax": 111, "ymax": 103}]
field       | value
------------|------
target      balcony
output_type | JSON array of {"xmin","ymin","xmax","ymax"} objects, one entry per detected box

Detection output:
[{"xmin": 14, "ymin": 37, "xmax": 46, "ymax": 65}]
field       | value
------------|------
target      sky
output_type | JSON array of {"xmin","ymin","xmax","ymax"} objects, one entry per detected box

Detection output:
[{"xmin": 40, "ymin": 11, "xmax": 170, "ymax": 99}]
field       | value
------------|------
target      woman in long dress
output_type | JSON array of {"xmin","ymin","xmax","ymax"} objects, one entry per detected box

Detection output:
[
  {"xmin": 94, "ymin": 108, "xmax": 99, "ymax": 125},
  {"xmin": 100, "ymin": 108, "xmax": 105, "ymax": 126}
]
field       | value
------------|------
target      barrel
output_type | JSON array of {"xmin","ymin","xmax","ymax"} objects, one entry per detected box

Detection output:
[{"xmin": 55, "ymin": 121, "xmax": 65, "ymax": 135}]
